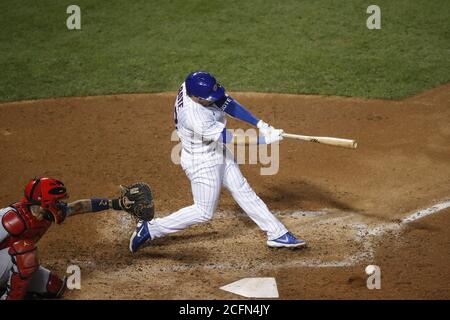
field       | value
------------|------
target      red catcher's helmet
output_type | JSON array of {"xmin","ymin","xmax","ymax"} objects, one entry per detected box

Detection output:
[{"xmin": 23, "ymin": 177, "xmax": 69, "ymax": 224}]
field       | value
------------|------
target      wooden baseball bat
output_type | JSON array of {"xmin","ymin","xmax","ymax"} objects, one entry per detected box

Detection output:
[{"xmin": 282, "ymin": 133, "xmax": 358, "ymax": 149}]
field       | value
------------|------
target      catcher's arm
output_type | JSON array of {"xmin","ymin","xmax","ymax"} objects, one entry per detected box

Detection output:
[
  {"xmin": 65, "ymin": 198, "xmax": 123, "ymax": 217},
  {"xmin": 64, "ymin": 182, "xmax": 155, "ymax": 221}
]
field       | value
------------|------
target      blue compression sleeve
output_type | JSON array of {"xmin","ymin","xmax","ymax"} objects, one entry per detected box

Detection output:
[
  {"xmin": 215, "ymin": 96, "xmax": 260, "ymax": 126},
  {"xmin": 257, "ymin": 136, "xmax": 267, "ymax": 145},
  {"xmin": 220, "ymin": 129, "xmax": 267, "ymax": 145}
]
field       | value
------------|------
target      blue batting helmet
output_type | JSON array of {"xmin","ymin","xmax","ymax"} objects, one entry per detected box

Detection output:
[{"xmin": 185, "ymin": 71, "xmax": 226, "ymax": 102}]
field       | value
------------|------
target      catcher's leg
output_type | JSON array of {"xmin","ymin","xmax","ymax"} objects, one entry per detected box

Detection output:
[
  {"xmin": 130, "ymin": 161, "xmax": 224, "ymax": 252},
  {"xmin": 27, "ymin": 266, "xmax": 66, "ymax": 299},
  {"xmin": 3, "ymin": 240, "xmax": 40, "ymax": 300},
  {"xmin": 222, "ymin": 156, "xmax": 288, "ymax": 241},
  {"xmin": 0, "ymin": 248, "xmax": 13, "ymax": 299}
]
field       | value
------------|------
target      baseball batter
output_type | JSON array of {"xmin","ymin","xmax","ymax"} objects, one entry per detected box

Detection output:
[{"xmin": 130, "ymin": 71, "xmax": 306, "ymax": 252}]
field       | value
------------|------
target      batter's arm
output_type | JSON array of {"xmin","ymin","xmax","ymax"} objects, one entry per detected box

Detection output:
[
  {"xmin": 215, "ymin": 95, "xmax": 280, "ymax": 137},
  {"xmin": 230, "ymin": 134, "xmax": 258, "ymax": 145},
  {"xmin": 215, "ymin": 95, "xmax": 260, "ymax": 126},
  {"xmin": 221, "ymin": 128, "xmax": 279, "ymax": 145}
]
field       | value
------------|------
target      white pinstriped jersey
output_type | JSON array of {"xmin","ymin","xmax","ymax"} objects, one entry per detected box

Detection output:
[
  {"xmin": 144, "ymin": 82, "xmax": 289, "ymax": 242},
  {"xmin": 174, "ymin": 83, "xmax": 226, "ymax": 157}
]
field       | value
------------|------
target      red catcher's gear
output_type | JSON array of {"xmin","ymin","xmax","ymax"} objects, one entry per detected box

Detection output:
[
  {"xmin": 0, "ymin": 202, "xmax": 52, "ymax": 250},
  {"xmin": 1, "ymin": 210, "xmax": 26, "ymax": 236},
  {"xmin": 7, "ymin": 273, "xmax": 29, "ymax": 300},
  {"xmin": 45, "ymin": 273, "xmax": 66, "ymax": 298},
  {"xmin": 5, "ymin": 240, "xmax": 39, "ymax": 300},
  {"xmin": 23, "ymin": 177, "xmax": 68, "ymax": 224},
  {"xmin": 0, "ymin": 177, "xmax": 69, "ymax": 299}
]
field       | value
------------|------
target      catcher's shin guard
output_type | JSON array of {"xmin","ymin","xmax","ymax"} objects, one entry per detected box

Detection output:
[
  {"xmin": 6, "ymin": 272, "xmax": 31, "ymax": 300},
  {"xmin": 6, "ymin": 240, "xmax": 39, "ymax": 300},
  {"xmin": 42, "ymin": 273, "xmax": 66, "ymax": 299}
]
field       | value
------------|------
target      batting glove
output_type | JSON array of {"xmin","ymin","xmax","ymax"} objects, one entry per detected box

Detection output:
[
  {"xmin": 264, "ymin": 129, "xmax": 284, "ymax": 144},
  {"xmin": 257, "ymin": 120, "xmax": 274, "ymax": 137}
]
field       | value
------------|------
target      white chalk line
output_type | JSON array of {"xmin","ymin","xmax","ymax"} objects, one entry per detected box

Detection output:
[
  {"xmin": 401, "ymin": 200, "xmax": 450, "ymax": 224},
  {"xmin": 312, "ymin": 199, "xmax": 450, "ymax": 267},
  {"xmin": 107, "ymin": 199, "xmax": 450, "ymax": 273}
]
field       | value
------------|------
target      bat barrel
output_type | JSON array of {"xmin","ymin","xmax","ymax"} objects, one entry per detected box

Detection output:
[{"xmin": 282, "ymin": 133, "xmax": 358, "ymax": 149}]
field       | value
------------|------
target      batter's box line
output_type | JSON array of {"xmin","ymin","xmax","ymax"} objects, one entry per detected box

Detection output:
[{"xmin": 342, "ymin": 198, "xmax": 450, "ymax": 267}]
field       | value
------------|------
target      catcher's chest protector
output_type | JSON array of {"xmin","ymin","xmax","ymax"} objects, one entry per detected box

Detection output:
[{"xmin": 0, "ymin": 203, "xmax": 51, "ymax": 250}]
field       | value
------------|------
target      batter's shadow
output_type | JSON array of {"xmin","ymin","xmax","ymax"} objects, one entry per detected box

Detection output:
[
  {"xmin": 257, "ymin": 179, "xmax": 357, "ymax": 212},
  {"xmin": 137, "ymin": 247, "xmax": 210, "ymax": 264},
  {"xmin": 403, "ymin": 221, "xmax": 441, "ymax": 232},
  {"xmin": 148, "ymin": 230, "xmax": 231, "ymax": 246},
  {"xmin": 134, "ymin": 229, "xmax": 240, "ymax": 263},
  {"xmin": 221, "ymin": 179, "xmax": 358, "ymax": 230}
]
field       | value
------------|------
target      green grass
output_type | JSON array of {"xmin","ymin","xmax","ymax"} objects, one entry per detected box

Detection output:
[{"xmin": 0, "ymin": 0, "xmax": 449, "ymax": 101}]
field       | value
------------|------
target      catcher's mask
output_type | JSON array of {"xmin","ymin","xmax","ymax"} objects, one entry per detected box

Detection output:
[{"xmin": 23, "ymin": 177, "xmax": 69, "ymax": 224}]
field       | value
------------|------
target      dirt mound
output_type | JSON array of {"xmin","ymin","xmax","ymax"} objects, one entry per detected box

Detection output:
[{"xmin": 0, "ymin": 85, "xmax": 449, "ymax": 299}]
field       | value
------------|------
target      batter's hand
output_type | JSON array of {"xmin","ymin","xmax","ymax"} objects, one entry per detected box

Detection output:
[
  {"xmin": 257, "ymin": 120, "xmax": 273, "ymax": 137},
  {"xmin": 264, "ymin": 129, "xmax": 284, "ymax": 144},
  {"xmin": 257, "ymin": 120, "xmax": 283, "ymax": 140}
]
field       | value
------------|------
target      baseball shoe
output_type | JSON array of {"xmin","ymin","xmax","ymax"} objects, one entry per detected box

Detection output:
[
  {"xmin": 129, "ymin": 220, "xmax": 151, "ymax": 253},
  {"xmin": 267, "ymin": 232, "xmax": 307, "ymax": 248}
]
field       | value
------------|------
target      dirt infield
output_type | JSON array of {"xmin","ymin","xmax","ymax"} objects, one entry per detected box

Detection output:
[{"xmin": 0, "ymin": 85, "xmax": 449, "ymax": 299}]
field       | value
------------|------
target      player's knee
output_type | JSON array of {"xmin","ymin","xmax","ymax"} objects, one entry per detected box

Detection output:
[
  {"xmin": 194, "ymin": 204, "xmax": 214, "ymax": 223},
  {"xmin": 227, "ymin": 177, "xmax": 250, "ymax": 194},
  {"xmin": 8, "ymin": 240, "xmax": 39, "ymax": 279}
]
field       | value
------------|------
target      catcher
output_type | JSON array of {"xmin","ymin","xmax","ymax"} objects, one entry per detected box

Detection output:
[{"xmin": 0, "ymin": 177, "xmax": 153, "ymax": 300}]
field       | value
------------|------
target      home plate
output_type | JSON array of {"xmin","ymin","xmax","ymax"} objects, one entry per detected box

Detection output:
[{"xmin": 220, "ymin": 277, "xmax": 279, "ymax": 298}]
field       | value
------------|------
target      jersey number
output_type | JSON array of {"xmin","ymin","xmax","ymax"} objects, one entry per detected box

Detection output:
[{"xmin": 174, "ymin": 86, "xmax": 184, "ymax": 129}]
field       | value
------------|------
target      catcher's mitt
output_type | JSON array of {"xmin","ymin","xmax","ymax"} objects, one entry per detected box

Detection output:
[{"xmin": 119, "ymin": 182, "xmax": 154, "ymax": 221}]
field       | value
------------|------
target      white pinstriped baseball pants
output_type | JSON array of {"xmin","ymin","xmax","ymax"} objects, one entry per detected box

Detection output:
[{"xmin": 147, "ymin": 150, "xmax": 288, "ymax": 241}]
